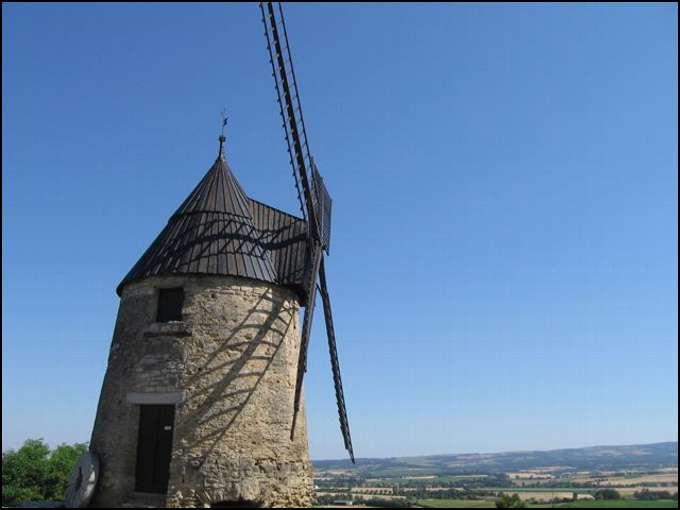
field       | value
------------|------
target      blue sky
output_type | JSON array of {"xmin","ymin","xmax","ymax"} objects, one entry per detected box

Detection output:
[{"xmin": 2, "ymin": 3, "xmax": 677, "ymax": 460}]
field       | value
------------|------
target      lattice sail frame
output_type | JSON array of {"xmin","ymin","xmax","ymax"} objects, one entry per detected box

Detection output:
[{"xmin": 260, "ymin": 1, "xmax": 355, "ymax": 463}]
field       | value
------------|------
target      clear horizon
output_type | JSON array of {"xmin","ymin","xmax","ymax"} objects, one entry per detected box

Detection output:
[
  {"xmin": 312, "ymin": 439, "xmax": 679, "ymax": 463},
  {"xmin": 3, "ymin": 437, "xmax": 676, "ymax": 462},
  {"xmin": 2, "ymin": 3, "xmax": 678, "ymax": 459}
]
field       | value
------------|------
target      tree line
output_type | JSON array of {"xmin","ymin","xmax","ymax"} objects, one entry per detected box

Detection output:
[{"xmin": 2, "ymin": 439, "xmax": 87, "ymax": 506}]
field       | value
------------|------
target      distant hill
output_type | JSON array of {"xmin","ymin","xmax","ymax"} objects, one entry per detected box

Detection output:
[{"xmin": 314, "ymin": 441, "xmax": 678, "ymax": 476}]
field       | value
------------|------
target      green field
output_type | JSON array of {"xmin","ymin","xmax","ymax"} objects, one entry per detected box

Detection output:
[
  {"xmin": 549, "ymin": 500, "xmax": 678, "ymax": 509},
  {"xmin": 417, "ymin": 500, "xmax": 496, "ymax": 508},
  {"xmin": 418, "ymin": 499, "xmax": 678, "ymax": 509},
  {"xmin": 470, "ymin": 487, "xmax": 596, "ymax": 493}
]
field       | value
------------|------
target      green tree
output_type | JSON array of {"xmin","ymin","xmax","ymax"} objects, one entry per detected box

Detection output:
[
  {"xmin": 593, "ymin": 488, "xmax": 621, "ymax": 500},
  {"xmin": 2, "ymin": 438, "xmax": 87, "ymax": 506},
  {"xmin": 495, "ymin": 493, "xmax": 526, "ymax": 509}
]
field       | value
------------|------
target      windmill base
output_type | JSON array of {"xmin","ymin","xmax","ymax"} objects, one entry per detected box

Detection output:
[{"xmin": 89, "ymin": 275, "xmax": 314, "ymax": 508}]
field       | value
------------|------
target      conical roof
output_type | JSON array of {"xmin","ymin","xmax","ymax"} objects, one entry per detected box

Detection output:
[
  {"xmin": 117, "ymin": 154, "xmax": 280, "ymax": 295},
  {"xmin": 171, "ymin": 156, "xmax": 253, "ymax": 218}
]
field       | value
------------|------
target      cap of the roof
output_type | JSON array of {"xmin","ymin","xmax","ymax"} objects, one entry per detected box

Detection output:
[
  {"xmin": 171, "ymin": 154, "xmax": 253, "ymax": 219},
  {"xmin": 117, "ymin": 155, "xmax": 283, "ymax": 295}
]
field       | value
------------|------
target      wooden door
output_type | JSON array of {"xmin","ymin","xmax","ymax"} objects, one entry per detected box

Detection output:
[{"xmin": 135, "ymin": 404, "xmax": 175, "ymax": 494}]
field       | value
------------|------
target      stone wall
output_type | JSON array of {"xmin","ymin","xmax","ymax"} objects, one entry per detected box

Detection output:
[{"xmin": 89, "ymin": 275, "xmax": 314, "ymax": 508}]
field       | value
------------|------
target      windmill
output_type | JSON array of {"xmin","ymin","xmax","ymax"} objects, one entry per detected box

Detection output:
[
  {"xmin": 261, "ymin": 1, "xmax": 355, "ymax": 463},
  {"xmin": 81, "ymin": 4, "xmax": 353, "ymax": 507}
]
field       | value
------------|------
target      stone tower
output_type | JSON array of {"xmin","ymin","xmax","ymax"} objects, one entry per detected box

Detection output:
[{"xmin": 89, "ymin": 138, "xmax": 314, "ymax": 508}]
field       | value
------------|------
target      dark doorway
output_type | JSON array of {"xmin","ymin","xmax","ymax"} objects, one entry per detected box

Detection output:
[{"xmin": 135, "ymin": 404, "xmax": 175, "ymax": 494}]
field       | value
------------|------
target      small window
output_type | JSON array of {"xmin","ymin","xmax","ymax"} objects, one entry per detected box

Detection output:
[{"xmin": 156, "ymin": 288, "xmax": 184, "ymax": 323}]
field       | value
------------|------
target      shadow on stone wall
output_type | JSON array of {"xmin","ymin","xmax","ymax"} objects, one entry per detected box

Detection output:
[{"xmin": 177, "ymin": 289, "xmax": 296, "ymax": 467}]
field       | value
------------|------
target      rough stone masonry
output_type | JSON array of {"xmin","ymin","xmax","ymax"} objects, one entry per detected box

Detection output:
[{"xmin": 89, "ymin": 275, "xmax": 314, "ymax": 507}]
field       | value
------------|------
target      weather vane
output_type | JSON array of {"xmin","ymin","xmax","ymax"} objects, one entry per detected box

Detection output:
[
  {"xmin": 219, "ymin": 108, "xmax": 228, "ymax": 157},
  {"xmin": 220, "ymin": 108, "xmax": 229, "ymax": 137}
]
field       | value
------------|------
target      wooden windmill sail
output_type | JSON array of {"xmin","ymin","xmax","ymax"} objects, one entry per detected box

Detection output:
[{"xmin": 261, "ymin": 1, "xmax": 355, "ymax": 463}]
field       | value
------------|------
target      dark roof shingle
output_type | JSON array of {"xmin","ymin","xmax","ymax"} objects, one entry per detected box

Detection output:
[{"xmin": 117, "ymin": 155, "xmax": 309, "ymax": 300}]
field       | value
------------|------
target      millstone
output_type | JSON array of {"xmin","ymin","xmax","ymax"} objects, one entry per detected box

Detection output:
[{"xmin": 64, "ymin": 451, "xmax": 99, "ymax": 508}]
